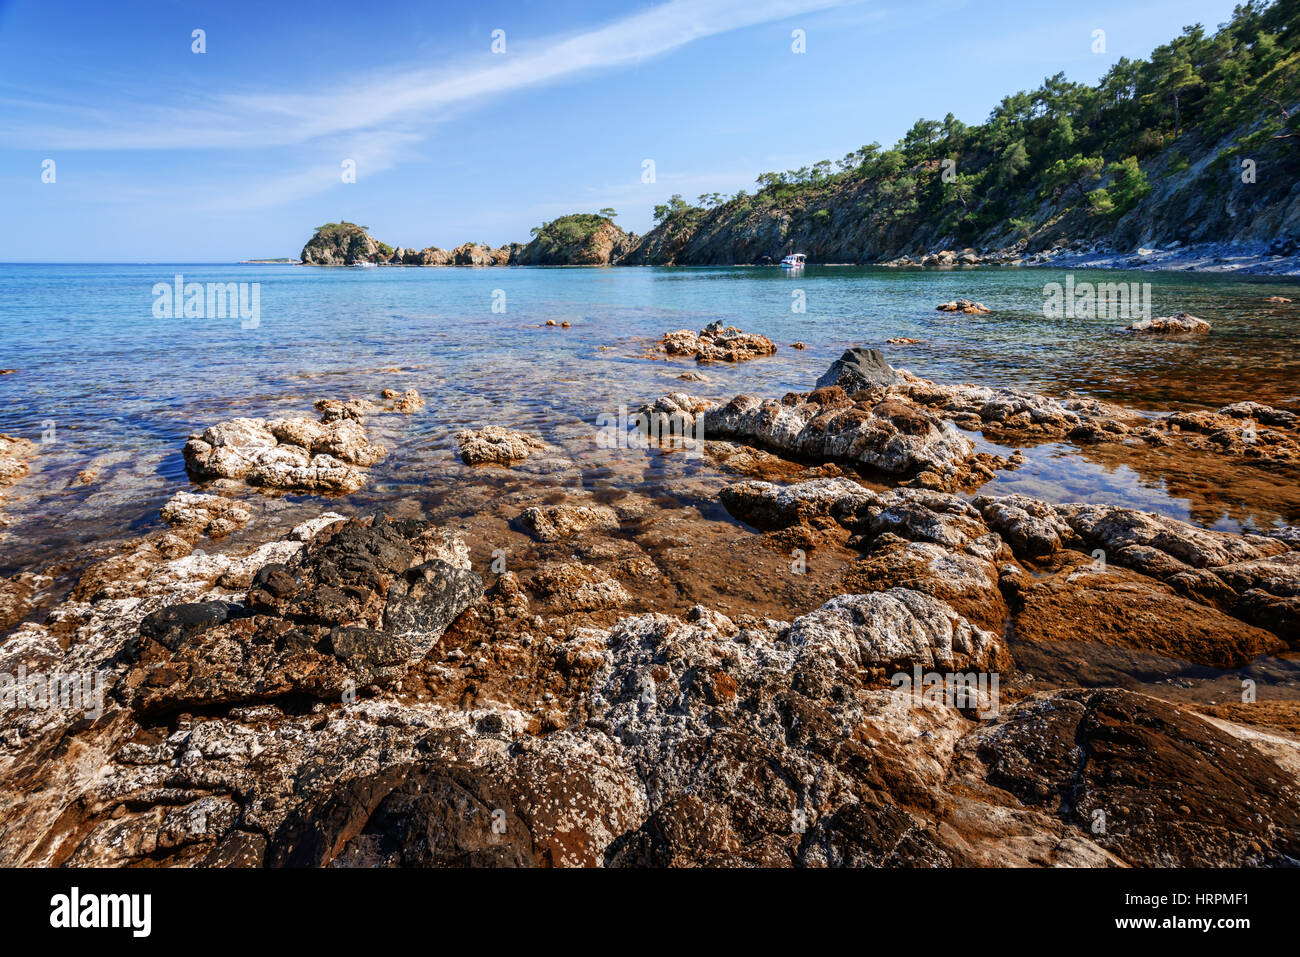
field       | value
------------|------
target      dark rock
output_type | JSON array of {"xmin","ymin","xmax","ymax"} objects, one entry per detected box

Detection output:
[
  {"xmin": 124, "ymin": 515, "xmax": 482, "ymax": 714},
  {"xmin": 968, "ymin": 689, "xmax": 1300, "ymax": 867},
  {"xmin": 814, "ymin": 348, "xmax": 902, "ymax": 393}
]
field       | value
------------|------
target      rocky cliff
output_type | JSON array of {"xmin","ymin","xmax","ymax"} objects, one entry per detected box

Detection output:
[
  {"xmin": 623, "ymin": 1, "xmax": 1299, "ymax": 265},
  {"xmin": 300, "ymin": 222, "xmax": 384, "ymax": 265},
  {"xmin": 510, "ymin": 214, "xmax": 637, "ymax": 265}
]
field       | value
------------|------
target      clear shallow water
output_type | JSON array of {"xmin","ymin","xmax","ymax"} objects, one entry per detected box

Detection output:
[{"xmin": 2, "ymin": 262, "xmax": 1298, "ymax": 572}]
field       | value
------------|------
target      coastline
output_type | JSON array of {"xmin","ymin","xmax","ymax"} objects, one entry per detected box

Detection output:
[{"xmin": 280, "ymin": 241, "xmax": 1300, "ymax": 277}]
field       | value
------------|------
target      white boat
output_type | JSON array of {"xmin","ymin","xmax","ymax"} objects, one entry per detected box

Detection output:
[
  {"xmin": 352, "ymin": 260, "xmax": 377, "ymax": 268},
  {"xmin": 780, "ymin": 253, "xmax": 806, "ymax": 268}
]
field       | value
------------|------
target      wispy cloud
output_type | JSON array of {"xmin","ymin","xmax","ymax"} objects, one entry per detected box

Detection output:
[
  {"xmin": 5, "ymin": 0, "xmax": 861, "ymax": 152},
  {"xmin": 1, "ymin": 0, "xmax": 861, "ymax": 211}
]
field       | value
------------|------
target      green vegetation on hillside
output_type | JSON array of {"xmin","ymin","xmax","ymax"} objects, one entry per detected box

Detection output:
[
  {"xmin": 528, "ymin": 212, "xmax": 616, "ymax": 243},
  {"xmin": 648, "ymin": 0, "xmax": 1298, "ymax": 252},
  {"xmin": 313, "ymin": 221, "xmax": 369, "ymax": 233}
]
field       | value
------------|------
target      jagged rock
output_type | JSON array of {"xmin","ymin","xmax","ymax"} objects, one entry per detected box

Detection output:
[
  {"xmin": 159, "ymin": 492, "xmax": 252, "ymax": 538},
  {"xmin": 3, "ymin": 506, "xmax": 1298, "ymax": 869},
  {"xmin": 124, "ymin": 516, "xmax": 482, "ymax": 714},
  {"xmin": 451, "ymin": 242, "xmax": 496, "ymax": 266},
  {"xmin": 1125, "ymin": 312, "xmax": 1210, "ymax": 334},
  {"xmin": 936, "ymin": 299, "xmax": 990, "ymax": 314},
  {"xmin": 901, "ymin": 379, "xmax": 1143, "ymax": 441},
  {"xmin": 455, "ymin": 426, "xmax": 546, "ymax": 465},
  {"xmin": 720, "ymin": 477, "xmax": 872, "ymax": 529},
  {"xmin": 519, "ymin": 504, "xmax": 620, "ymax": 542},
  {"xmin": 183, "ymin": 406, "xmax": 385, "ymax": 495},
  {"xmin": 702, "ymin": 392, "xmax": 976, "ymax": 489},
  {"xmin": 300, "ymin": 222, "xmax": 381, "ymax": 265},
  {"xmin": 898, "ymin": 375, "xmax": 1300, "ymax": 467},
  {"xmin": 1002, "ymin": 556, "xmax": 1285, "ymax": 667},
  {"xmin": 1208, "ymin": 551, "xmax": 1300, "ymax": 639},
  {"xmin": 659, "ymin": 323, "xmax": 777, "ymax": 363},
  {"xmin": 1057, "ymin": 502, "xmax": 1285, "ymax": 571},
  {"xmin": 840, "ymin": 539, "xmax": 1007, "ymax": 633},
  {"xmin": 973, "ymin": 494, "xmax": 1073, "ymax": 558},
  {"xmin": 964, "ymin": 689, "xmax": 1300, "ymax": 866},
  {"xmin": 788, "ymin": 588, "xmax": 1010, "ymax": 679},
  {"xmin": 813, "ymin": 347, "xmax": 903, "ymax": 393},
  {"xmin": 0, "ymin": 570, "xmax": 49, "ymax": 633},
  {"xmin": 1153, "ymin": 403, "xmax": 1300, "ymax": 464}
]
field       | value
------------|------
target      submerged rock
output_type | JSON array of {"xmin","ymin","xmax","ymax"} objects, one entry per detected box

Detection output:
[
  {"xmin": 530, "ymin": 561, "xmax": 631, "ymax": 612},
  {"xmin": 455, "ymin": 426, "xmax": 546, "ymax": 465},
  {"xmin": 381, "ymin": 388, "xmax": 424, "ymax": 413},
  {"xmin": 519, "ymin": 503, "xmax": 620, "ymax": 542},
  {"xmin": 0, "ymin": 433, "xmax": 37, "ymax": 516},
  {"xmin": 314, "ymin": 397, "xmax": 374, "ymax": 423},
  {"xmin": 0, "ymin": 433, "xmax": 35, "ymax": 488}
]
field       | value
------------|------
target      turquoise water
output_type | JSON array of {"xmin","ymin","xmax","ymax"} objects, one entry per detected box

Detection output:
[{"xmin": 2, "ymin": 262, "xmax": 1298, "ymax": 571}]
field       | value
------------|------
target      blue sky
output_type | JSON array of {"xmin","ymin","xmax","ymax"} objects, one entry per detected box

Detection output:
[{"xmin": 0, "ymin": 0, "xmax": 1247, "ymax": 261}]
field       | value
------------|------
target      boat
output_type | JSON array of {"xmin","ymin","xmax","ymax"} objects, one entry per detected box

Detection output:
[
  {"xmin": 780, "ymin": 253, "xmax": 806, "ymax": 268},
  {"xmin": 352, "ymin": 260, "xmax": 377, "ymax": 268}
]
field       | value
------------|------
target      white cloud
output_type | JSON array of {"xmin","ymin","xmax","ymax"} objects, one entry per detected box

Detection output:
[{"xmin": 5, "ymin": 0, "xmax": 861, "ymax": 152}]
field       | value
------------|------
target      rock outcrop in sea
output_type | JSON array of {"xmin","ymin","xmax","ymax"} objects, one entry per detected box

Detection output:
[
  {"xmin": 1125, "ymin": 312, "xmax": 1211, "ymax": 334},
  {"xmin": 183, "ymin": 402, "xmax": 387, "ymax": 494},
  {"xmin": 300, "ymin": 214, "xmax": 636, "ymax": 267},
  {"xmin": 655, "ymin": 321, "xmax": 777, "ymax": 363},
  {"xmin": 455, "ymin": 426, "xmax": 546, "ymax": 465}
]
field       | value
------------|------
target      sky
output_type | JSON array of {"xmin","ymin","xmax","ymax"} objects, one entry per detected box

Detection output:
[{"xmin": 0, "ymin": 0, "xmax": 1249, "ymax": 261}]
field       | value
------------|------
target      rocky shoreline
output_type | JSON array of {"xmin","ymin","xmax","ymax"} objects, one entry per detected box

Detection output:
[
  {"xmin": 293, "ymin": 219, "xmax": 1300, "ymax": 277},
  {"xmin": 0, "ymin": 345, "xmax": 1298, "ymax": 867},
  {"xmin": 879, "ymin": 240, "xmax": 1300, "ymax": 277}
]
